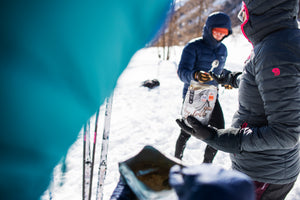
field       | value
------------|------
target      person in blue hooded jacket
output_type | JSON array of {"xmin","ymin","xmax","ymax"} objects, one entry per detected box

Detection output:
[
  {"xmin": 0, "ymin": 1, "xmax": 171, "ymax": 200},
  {"xmin": 175, "ymin": 12, "xmax": 233, "ymax": 163}
]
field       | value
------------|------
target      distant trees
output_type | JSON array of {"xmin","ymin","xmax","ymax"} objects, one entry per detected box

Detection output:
[
  {"xmin": 154, "ymin": 0, "xmax": 212, "ymax": 47},
  {"xmin": 152, "ymin": 0, "xmax": 213, "ymax": 59},
  {"xmin": 152, "ymin": 0, "xmax": 300, "ymax": 60},
  {"xmin": 152, "ymin": 0, "xmax": 238, "ymax": 59},
  {"xmin": 299, "ymin": 1, "xmax": 300, "ymax": 19}
]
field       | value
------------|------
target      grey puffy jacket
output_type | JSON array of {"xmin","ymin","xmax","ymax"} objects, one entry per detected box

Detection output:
[{"xmin": 205, "ymin": 0, "xmax": 300, "ymax": 184}]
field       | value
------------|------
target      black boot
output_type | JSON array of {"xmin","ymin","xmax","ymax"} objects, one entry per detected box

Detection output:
[
  {"xmin": 175, "ymin": 130, "xmax": 191, "ymax": 159},
  {"xmin": 203, "ymin": 145, "xmax": 217, "ymax": 163}
]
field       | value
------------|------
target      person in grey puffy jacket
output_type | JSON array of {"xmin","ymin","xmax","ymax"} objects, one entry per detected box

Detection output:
[{"xmin": 176, "ymin": 0, "xmax": 300, "ymax": 199}]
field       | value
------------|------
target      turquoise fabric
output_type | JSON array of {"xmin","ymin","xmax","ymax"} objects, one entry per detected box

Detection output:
[{"xmin": 0, "ymin": 1, "xmax": 171, "ymax": 199}]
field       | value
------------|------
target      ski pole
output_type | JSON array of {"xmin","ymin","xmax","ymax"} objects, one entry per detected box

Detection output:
[
  {"xmin": 82, "ymin": 121, "xmax": 91, "ymax": 200},
  {"xmin": 88, "ymin": 108, "xmax": 101, "ymax": 200},
  {"xmin": 96, "ymin": 93, "xmax": 114, "ymax": 200},
  {"xmin": 82, "ymin": 124, "xmax": 87, "ymax": 200}
]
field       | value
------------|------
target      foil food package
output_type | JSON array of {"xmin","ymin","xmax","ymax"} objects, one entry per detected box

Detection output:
[
  {"xmin": 118, "ymin": 145, "xmax": 183, "ymax": 200},
  {"xmin": 182, "ymin": 81, "xmax": 217, "ymax": 127}
]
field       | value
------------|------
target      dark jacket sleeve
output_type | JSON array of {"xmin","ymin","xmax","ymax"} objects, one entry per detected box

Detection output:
[
  {"xmin": 205, "ymin": 64, "xmax": 300, "ymax": 154},
  {"xmin": 204, "ymin": 127, "xmax": 243, "ymax": 154},
  {"xmin": 177, "ymin": 43, "xmax": 197, "ymax": 84},
  {"xmin": 240, "ymin": 62, "xmax": 300, "ymax": 152}
]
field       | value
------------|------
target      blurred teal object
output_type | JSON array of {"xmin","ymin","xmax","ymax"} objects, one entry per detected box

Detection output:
[{"xmin": 0, "ymin": 1, "xmax": 171, "ymax": 199}]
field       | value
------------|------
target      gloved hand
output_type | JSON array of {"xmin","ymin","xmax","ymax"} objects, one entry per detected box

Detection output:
[
  {"xmin": 176, "ymin": 116, "xmax": 244, "ymax": 153},
  {"xmin": 176, "ymin": 116, "xmax": 217, "ymax": 141},
  {"xmin": 223, "ymin": 84, "xmax": 233, "ymax": 89},
  {"xmin": 194, "ymin": 71, "xmax": 213, "ymax": 83},
  {"xmin": 210, "ymin": 71, "xmax": 242, "ymax": 88}
]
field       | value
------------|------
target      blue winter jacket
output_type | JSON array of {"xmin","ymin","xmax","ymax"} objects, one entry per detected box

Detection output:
[
  {"xmin": 177, "ymin": 12, "xmax": 232, "ymax": 98},
  {"xmin": 169, "ymin": 164, "xmax": 255, "ymax": 200},
  {"xmin": 0, "ymin": 1, "xmax": 171, "ymax": 200}
]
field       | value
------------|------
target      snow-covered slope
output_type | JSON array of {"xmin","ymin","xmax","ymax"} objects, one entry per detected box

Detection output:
[{"xmin": 42, "ymin": 31, "xmax": 300, "ymax": 200}]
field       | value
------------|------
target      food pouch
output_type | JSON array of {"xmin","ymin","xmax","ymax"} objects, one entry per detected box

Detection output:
[{"xmin": 182, "ymin": 80, "xmax": 217, "ymax": 127}]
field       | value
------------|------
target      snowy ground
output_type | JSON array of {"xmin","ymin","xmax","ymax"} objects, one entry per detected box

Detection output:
[{"xmin": 42, "ymin": 31, "xmax": 300, "ymax": 200}]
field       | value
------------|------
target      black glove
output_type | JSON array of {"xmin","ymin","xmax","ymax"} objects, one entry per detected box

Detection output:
[
  {"xmin": 210, "ymin": 71, "xmax": 241, "ymax": 88},
  {"xmin": 176, "ymin": 116, "xmax": 243, "ymax": 153},
  {"xmin": 194, "ymin": 71, "xmax": 213, "ymax": 83},
  {"xmin": 176, "ymin": 116, "xmax": 217, "ymax": 141}
]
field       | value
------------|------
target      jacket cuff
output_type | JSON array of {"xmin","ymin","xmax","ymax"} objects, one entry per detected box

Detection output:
[{"xmin": 204, "ymin": 127, "xmax": 242, "ymax": 154}]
